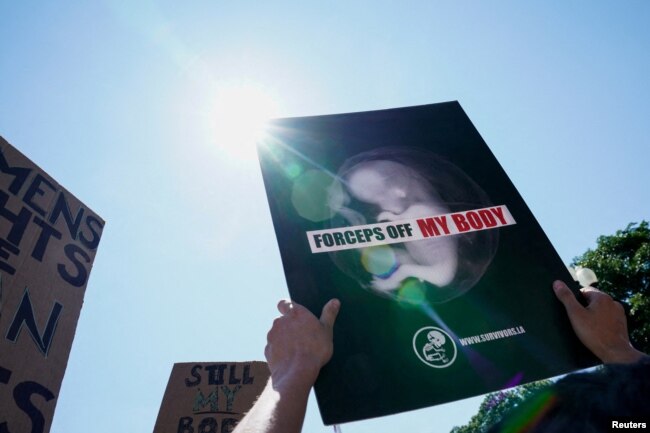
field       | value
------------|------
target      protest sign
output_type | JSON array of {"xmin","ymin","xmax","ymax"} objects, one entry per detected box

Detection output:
[
  {"xmin": 153, "ymin": 361, "xmax": 270, "ymax": 433},
  {"xmin": 0, "ymin": 136, "xmax": 104, "ymax": 433},
  {"xmin": 257, "ymin": 102, "xmax": 598, "ymax": 424}
]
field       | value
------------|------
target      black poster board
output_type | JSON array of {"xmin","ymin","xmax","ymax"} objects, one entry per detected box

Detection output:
[{"xmin": 257, "ymin": 102, "xmax": 597, "ymax": 424}]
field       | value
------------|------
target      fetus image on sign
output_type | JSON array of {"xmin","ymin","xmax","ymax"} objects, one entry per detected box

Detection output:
[
  {"xmin": 423, "ymin": 330, "xmax": 448, "ymax": 363},
  {"xmin": 413, "ymin": 326, "xmax": 457, "ymax": 367},
  {"xmin": 328, "ymin": 147, "xmax": 498, "ymax": 303},
  {"xmin": 345, "ymin": 160, "xmax": 458, "ymax": 291}
]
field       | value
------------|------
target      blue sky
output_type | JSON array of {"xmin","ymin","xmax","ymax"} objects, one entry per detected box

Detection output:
[{"xmin": 1, "ymin": 2, "xmax": 649, "ymax": 432}]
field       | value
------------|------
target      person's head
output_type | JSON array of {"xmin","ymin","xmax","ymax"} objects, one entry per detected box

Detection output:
[{"xmin": 488, "ymin": 360, "xmax": 650, "ymax": 433}]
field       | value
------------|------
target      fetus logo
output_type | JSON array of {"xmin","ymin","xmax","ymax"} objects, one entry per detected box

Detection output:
[{"xmin": 413, "ymin": 327, "xmax": 457, "ymax": 368}]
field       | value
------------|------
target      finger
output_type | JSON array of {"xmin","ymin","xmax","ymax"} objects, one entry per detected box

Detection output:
[
  {"xmin": 579, "ymin": 287, "xmax": 610, "ymax": 305},
  {"xmin": 553, "ymin": 280, "xmax": 585, "ymax": 317},
  {"xmin": 319, "ymin": 299, "xmax": 341, "ymax": 328},
  {"xmin": 277, "ymin": 299, "xmax": 294, "ymax": 315},
  {"xmin": 580, "ymin": 286, "xmax": 602, "ymax": 296}
]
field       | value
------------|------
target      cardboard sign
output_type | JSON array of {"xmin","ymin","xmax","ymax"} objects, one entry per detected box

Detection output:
[
  {"xmin": 0, "ymin": 136, "xmax": 104, "ymax": 433},
  {"xmin": 257, "ymin": 102, "xmax": 598, "ymax": 424},
  {"xmin": 153, "ymin": 361, "xmax": 270, "ymax": 433}
]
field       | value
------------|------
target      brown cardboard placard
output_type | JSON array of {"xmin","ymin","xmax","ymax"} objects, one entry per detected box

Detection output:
[
  {"xmin": 153, "ymin": 361, "xmax": 270, "ymax": 433},
  {"xmin": 0, "ymin": 136, "xmax": 104, "ymax": 433}
]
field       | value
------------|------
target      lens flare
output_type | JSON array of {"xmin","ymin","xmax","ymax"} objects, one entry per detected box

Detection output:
[
  {"xmin": 291, "ymin": 170, "xmax": 335, "ymax": 222},
  {"xmin": 285, "ymin": 162, "xmax": 303, "ymax": 179},
  {"xmin": 361, "ymin": 246, "xmax": 398, "ymax": 277},
  {"xmin": 396, "ymin": 279, "xmax": 427, "ymax": 305},
  {"xmin": 499, "ymin": 388, "xmax": 557, "ymax": 433}
]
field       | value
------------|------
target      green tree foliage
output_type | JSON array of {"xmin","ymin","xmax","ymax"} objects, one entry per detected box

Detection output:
[
  {"xmin": 450, "ymin": 380, "xmax": 551, "ymax": 433},
  {"xmin": 572, "ymin": 221, "xmax": 650, "ymax": 354}
]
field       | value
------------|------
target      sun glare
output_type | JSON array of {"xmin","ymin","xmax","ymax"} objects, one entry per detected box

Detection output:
[{"xmin": 210, "ymin": 83, "xmax": 278, "ymax": 162}]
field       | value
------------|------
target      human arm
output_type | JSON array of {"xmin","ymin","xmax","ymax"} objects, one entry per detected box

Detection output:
[
  {"xmin": 233, "ymin": 298, "xmax": 340, "ymax": 433},
  {"xmin": 552, "ymin": 280, "xmax": 646, "ymax": 364}
]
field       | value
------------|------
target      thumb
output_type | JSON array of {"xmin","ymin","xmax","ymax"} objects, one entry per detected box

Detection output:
[
  {"xmin": 553, "ymin": 280, "xmax": 584, "ymax": 317},
  {"xmin": 320, "ymin": 299, "xmax": 341, "ymax": 328},
  {"xmin": 277, "ymin": 299, "xmax": 294, "ymax": 315}
]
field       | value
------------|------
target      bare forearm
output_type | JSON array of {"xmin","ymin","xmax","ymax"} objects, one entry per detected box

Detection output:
[
  {"xmin": 599, "ymin": 344, "xmax": 646, "ymax": 364},
  {"xmin": 233, "ymin": 377, "xmax": 312, "ymax": 433}
]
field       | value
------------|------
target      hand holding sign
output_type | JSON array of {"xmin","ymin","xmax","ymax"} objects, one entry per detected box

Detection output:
[
  {"xmin": 265, "ymin": 299, "xmax": 340, "ymax": 391},
  {"xmin": 233, "ymin": 300, "xmax": 340, "ymax": 433},
  {"xmin": 553, "ymin": 280, "xmax": 645, "ymax": 364}
]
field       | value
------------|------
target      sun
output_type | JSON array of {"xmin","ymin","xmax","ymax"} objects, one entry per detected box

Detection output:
[{"xmin": 210, "ymin": 82, "xmax": 279, "ymax": 163}]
